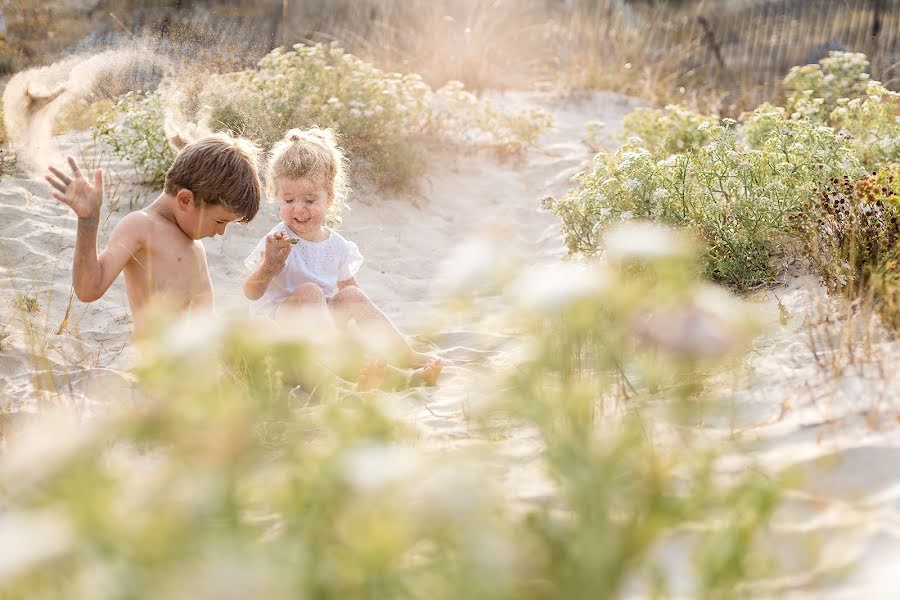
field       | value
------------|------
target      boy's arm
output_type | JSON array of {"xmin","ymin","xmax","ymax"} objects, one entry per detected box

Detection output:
[
  {"xmin": 46, "ymin": 157, "xmax": 140, "ymax": 303},
  {"xmin": 190, "ymin": 243, "xmax": 214, "ymax": 309},
  {"xmin": 73, "ymin": 212, "xmax": 144, "ymax": 303}
]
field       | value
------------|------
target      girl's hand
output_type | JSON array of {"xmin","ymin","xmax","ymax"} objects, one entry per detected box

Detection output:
[
  {"xmin": 45, "ymin": 157, "xmax": 103, "ymax": 221},
  {"xmin": 262, "ymin": 231, "xmax": 291, "ymax": 271}
]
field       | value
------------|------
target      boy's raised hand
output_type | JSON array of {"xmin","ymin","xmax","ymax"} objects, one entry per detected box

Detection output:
[
  {"xmin": 262, "ymin": 231, "xmax": 291, "ymax": 271},
  {"xmin": 45, "ymin": 157, "xmax": 103, "ymax": 221}
]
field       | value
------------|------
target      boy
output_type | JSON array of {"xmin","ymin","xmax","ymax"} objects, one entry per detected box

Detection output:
[{"xmin": 45, "ymin": 134, "xmax": 263, "ymax": 333}]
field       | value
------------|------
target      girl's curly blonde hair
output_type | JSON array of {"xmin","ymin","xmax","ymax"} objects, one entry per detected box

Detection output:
[{"xmin": 267, "ymin": 127, "xmax": 349, "ymax": 227}]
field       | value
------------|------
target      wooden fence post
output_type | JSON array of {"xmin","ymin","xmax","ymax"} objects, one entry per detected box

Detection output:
[
  {"xmin": 872, "ymin": 0, "xmax": 885, "ymax": 38},
  {"xmin": 697, "ymin": 15, "xmax": 726, "ymax": 70},
  {"xmin": 282, "ymin": 0, "xmax": 289, "ymax": 47}
]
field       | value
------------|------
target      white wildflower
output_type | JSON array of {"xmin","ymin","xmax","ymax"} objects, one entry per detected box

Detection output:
[
  {"xmin": 341, "ymin": 444, "xmax": 420, "ymax": 491},
  {"xmin": 506, "ymin": 262, "xmax": 607, "ymax": 313},
  {"xmin": 604, "ymin": 222, "xmax": 692, "ymax": 262},
  {"xmin": 0, "ymin": 510, "xmax": 75, "ymax": 580}
]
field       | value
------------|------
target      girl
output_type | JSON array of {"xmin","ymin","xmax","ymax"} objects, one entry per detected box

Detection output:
[{"xmin": 243, "ymin": 128, "xmax": 442, "ymax": 389}]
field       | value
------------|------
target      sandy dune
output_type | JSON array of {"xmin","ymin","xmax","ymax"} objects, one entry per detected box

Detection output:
[{"xmin": 2, "ymin": 90, "xmax": 900, "ymax": 597}]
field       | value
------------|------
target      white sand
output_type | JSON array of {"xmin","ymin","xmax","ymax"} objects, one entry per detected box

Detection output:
[{"xmin": 1, "ymin": 90, "xmax": 899, "ymax": 596}]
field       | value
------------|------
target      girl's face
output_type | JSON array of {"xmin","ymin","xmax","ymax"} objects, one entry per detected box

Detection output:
[{"xmin": 277, "ymin": 176, "xmax": 331, "ymax": 240}]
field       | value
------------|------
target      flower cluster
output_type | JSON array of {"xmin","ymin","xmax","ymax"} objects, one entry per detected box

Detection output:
[
  {"xmin": 828, "ymin": 81, "xmax": 900, "ymax": 169},
  {"xmin": 784, "ymin": 52, "xmax": 872, "ymax": 117},
  {"xmin": 621, "ymin": 104, "xmax": 717, "ymax": 155},
  {"xmin": 781, "ymin": 52, "xmax": 899, "ymax": 170}
]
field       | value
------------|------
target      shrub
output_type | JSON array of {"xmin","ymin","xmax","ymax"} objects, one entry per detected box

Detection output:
[
  {"xmin": 550, "ymin": 116, "xmax": 862, "ymax": 289},
  {"xmin": 828, "ymin": 82, "xmax": 900, "ymax": 170},
  {"xmin": 784, "ymin": 52, "xmax": 872, "ymax": 118},
  {"xmin": 13, "ymin": 293, "xmax": 40, "ymax": 314},
  {"xmin": 95, "ymin": 43, "xmax": 551, "ymax": 189},
  {"xmin": 93, "ymin": 91, "xmax": 176, "ymax": 186},
  {"xmin": 622, "ymin": 104, "xmax": 717, "ymax": 155},
  {"xmin": 780, "ymin": 52, "xmax": 899, "ymax": 171},
  {"xmin": 189, "ymin": 43, "xmax": 551, "ymax": 188},
  {"xmin": 810, "ymin": 165, "xmax": 900, "ymax": 325},
  {"xmin": 53, "ymin": 98, "xmax": 114, "ymax": 135}
]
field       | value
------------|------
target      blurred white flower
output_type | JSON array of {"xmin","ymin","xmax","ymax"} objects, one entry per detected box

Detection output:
[
  {"xmin": 410, "ymin": 464, "xmax": 484, "ymax": 521},
  {"xmin": 159, "ymin": 312, "xmax": 225, "ymax": 359},
  {"xmin": 651, "ymin": 188, "xmax": 669, "ymax": 202},
  {"xmin": 631, "ymin": 284, "xmax": 755, "ymax": 357},
  {"xmin": 436, "ymin": 232, "xmax": 520, "ymax": 297},
  {"xmin": 0, "ymin": 412, "xmax": 103, "ymax": 492},
  {"xmin": 604, "ymin": 222, "xmax": 692, "ymax": 262},
  {"xmin": 506, "ymin": 262, "xmax": 606, "ymax": 313},
  {"xmin": 341, "ymin": 444, "xmax": 420, "ymax": 491},
  {"xmin": 0, "ymin": 510, "xmax": 74, "ymax": 580}
]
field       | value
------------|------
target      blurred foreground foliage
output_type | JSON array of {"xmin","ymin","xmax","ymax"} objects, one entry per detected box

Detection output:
[{"xmin": 0, "ymin": 224, "xmax": 784, "ymax": 599}]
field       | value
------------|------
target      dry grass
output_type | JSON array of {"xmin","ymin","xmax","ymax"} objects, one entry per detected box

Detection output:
[
  {"xmin": 2, "ymin": 1, "xmax": 897, "ymax": 116},
  {"xmin": 52, "ymin": 98, "xmax": 115, "ymax": 135}
]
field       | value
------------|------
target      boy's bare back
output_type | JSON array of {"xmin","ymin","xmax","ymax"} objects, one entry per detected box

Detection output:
[{"xmin": 92, "ymin": 206, "xmax": 218, "ymax": 325}]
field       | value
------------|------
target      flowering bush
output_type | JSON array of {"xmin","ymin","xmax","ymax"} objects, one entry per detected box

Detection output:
[
  {"xmin": 190, "ymin": 43, "xmax": 550, "ymax": 188},
  {"xmin": 93, "ymin": 91, "xmax": 175, "ymax": 186},
  {"xmin": 550, "ymin": 118, "xmax": 862, "ymax": 289},
  {"xmin": 784, "ymin": 52, "xmax": 872, "ymax": 118},
  {"xmin": 738, "ymin": 102, "xmax": 786, "ymax": 148},
  {"xmin": 781, "ymin": 52, "xmax": 899, "ymax": 170},
  {"xmin": 92, "ymin": 44, "xmax": 550, "ymax": 189},
  {"xmin": 622, "ymin": 104, "xmax": 717, "ymax": 155},
  {"xmin": 828, "ymin": 82, "xmax": 900, "ymax": 169}
]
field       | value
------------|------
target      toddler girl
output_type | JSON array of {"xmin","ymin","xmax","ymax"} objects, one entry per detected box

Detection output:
[{"xmin": 243, "ymin": 128, "xmax": 442, "ymax": 389}]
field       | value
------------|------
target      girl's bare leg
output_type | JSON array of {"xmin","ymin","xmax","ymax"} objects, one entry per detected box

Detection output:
[
  {"xmin": 329, "ymin": 285, "xmax": 437, "ymax": 368},
  {"xmin": 276, "ymin": 282, "xmax": 337, "ymax": 343}
]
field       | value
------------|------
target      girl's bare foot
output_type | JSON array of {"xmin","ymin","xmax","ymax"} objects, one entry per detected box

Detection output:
[
  {"xmin": 408, "ymin": 351, "xmax": 439, "ymax": 368},
  {"xmin": 408, "ymin": 359, "xmax": 443, "ymax": 387},
  {"xmin": 357, "ymin": 360, "xmax": 387, "ymax": 391}
]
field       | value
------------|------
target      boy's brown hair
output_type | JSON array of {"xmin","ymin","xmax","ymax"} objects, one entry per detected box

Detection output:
[{"xmin": 164, "ymin": 133, "xmax": 263, "ymax": 224}]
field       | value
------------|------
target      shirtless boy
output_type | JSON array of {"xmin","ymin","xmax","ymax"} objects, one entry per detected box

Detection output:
[{"xmin": 45, "ymin": 134, "xmax": 263, "ymax": 332}]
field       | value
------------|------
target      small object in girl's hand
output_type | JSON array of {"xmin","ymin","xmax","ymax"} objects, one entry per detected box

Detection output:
[{"xmin": 288, "ymin": 238, "xmax": 301, "ymax": 244}]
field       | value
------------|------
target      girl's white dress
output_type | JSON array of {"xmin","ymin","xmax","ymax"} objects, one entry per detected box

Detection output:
[{"xmin": 244, "ymin": 223, "xmax": 364, "ymax": 317}]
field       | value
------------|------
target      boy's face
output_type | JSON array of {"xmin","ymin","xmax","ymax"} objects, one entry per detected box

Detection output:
[{"xmin": 176, "ymin": 191, "xmax": 241, "ymax": 239}]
